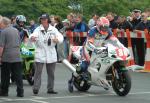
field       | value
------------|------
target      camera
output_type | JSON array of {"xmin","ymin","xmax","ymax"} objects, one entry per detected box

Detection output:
[{"xmin": 48, "ymin": 38, "xmax": 51, "ymax": 46}]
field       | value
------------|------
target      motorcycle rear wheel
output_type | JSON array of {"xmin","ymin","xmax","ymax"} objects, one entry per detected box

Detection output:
[{"xmin": 112, "ymin": 71, "xmax": 131, "ymax": 96}]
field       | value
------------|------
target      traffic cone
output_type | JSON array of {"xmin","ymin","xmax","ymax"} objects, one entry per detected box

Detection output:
[
  {"xmin": 142, "ymin": 29, "xmax": 150, "ymax": 72},
  {"xmin": 66, "ymin": 31, "xmax": 74, "ymax": 45},
  {"xmin": 126, "ymin": 29, "xmax": 135, "ymax": 66},
  {"xmin": 66, "ymin": 31, "xmax": 74, "ymax": 61},
  {"xmin": 113, "ymin": 29, "xmax": 118, "ymax": 37}
]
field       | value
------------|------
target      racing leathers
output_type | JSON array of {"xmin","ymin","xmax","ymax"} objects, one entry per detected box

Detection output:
[{"xmin": 78, "ymin": 26, "xmax": 124, "ymax": 73}]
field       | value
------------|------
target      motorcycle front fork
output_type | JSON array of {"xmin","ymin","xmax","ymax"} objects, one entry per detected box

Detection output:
[
  {"xmin": 68, "ymin": 73, "xmax": 75, "ymax": 84},
  {"xmin": 112, "ymin": 66, "xmax": 119, "ymax": 80}
]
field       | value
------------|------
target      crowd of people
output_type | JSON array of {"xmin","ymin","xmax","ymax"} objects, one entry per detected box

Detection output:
[{"xmin": 0, "ymin": 7, "xmax": 150, "ymax": 97}]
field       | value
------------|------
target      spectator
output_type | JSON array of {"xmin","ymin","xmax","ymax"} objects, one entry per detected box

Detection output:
[
  {"xmin": 62, "ymin": 19, "xmax": 70, "ymax": 58},
  {"xmin": 129, "ymin": 9, "xmax": 143, "ymax": 66},
  {"xmin": 88, "ymin": 14, "xmax": 98, "ymax": 29},
  {"xmin": 10, "ymin": 15, "xmax": 16, "ymax": 27},
  {"xmin": 106, "ymin": 12, "xmax": 118, "ymax": 30},
  {"xmin": 130, "ymin": 9, "xmax": 142, "ymax": 29},
  {"xmin": 54, "ymin": 16, "xmax": 64, "ymax": 62},
  {"xmin": 133, "ymin": 12, "xmax": 150, "ymax": 66},
  {"xmin": 54, "ymin": 16, "xmax": 64, "ymax": 31},
  {"xmin": 116, "ymin": 15, "xmax": 133, "ymax": 47},
  {"xmin": 29, "ymin": 13, "xmax": 64, "ymax": 95},
  {"xmin": 73, "ymin": 14, "xmax": 89, "ymax": 45},
  {"xmin": 117, "ymin": 15, "xmax": 133, "ymax": 31},
  {"xmin": 131, "ymin": 11, "xmax": 148, "ymax": 66},
  {"xmin": 49, "ymin": 15, "xmax": 55, "ymax": 26},
  {"xmin": 62, "ymin": 19, "xmax": 70, "ymax": 33},
  {"xmin": 0, "ymin": 17, "xmax": 24, "ymax": 97},
  {"xmin": 29, "ymin": 20, "xmax": 38, "ymax": 34},
  {"xmin": 144, "ymin": 8, "xmax": 150, "ymax": 20},
  {"xmin": 66, "ymin": 13, "xmax": 76, "ymax": 31},
  {"xmin": 74, "ymin": 14, "xmax": 89, "ymax": 32},
  {"xmin": 135, "ymin": 12, "xmax": 150, "ymax": 32}
]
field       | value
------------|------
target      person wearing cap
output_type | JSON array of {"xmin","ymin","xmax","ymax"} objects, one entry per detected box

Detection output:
[
  {"xmin": 131, "ymin": 9, "xmax": 142, "ymax": 29},
  {"xmin": 130, "ymin": 9, "xmax": 144, "ymax": 66},
  {"xmin": 29, "ymin": 13, "xmax": 64, "ymax": 95},
  {"xmin": 133, "ymin": 12, "xmax": 150, "ymax": 66}
]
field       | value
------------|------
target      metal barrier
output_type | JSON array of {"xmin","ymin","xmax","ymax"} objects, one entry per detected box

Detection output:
[{"xmin": 65, "ymin": 29, "xmax": 150, "ymax": 72}]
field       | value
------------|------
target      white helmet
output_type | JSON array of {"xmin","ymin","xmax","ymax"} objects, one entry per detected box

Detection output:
[{"xmin": 96, "ymin": 17, "xmax": 110, "ymax": 35}]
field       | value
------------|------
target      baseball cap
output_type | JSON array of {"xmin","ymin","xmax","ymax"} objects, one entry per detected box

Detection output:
[
  {"xmin": 133, "ymin": 9, "xmax": 141, "ymax": 13},
  {"xmin": 40, "ymin": 13, "xmax": 49, "ymax": 19},
  {"xmin": 62, "ymin": 19, "xmax": 69, "ymax": 23}
]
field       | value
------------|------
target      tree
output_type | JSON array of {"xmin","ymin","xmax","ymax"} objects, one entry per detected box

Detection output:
[{"xmin": 0, "ymin": 0, "xmax": 150, "ymax": 22}]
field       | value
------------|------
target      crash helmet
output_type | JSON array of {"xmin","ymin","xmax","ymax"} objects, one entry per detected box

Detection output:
[
  {"xmin": 96, "ymin": 17, "xmax": 110, "ymax": 35},
  {"xmin": 16, "ymin": 15, "xmax": 26, "ymax": 26}
]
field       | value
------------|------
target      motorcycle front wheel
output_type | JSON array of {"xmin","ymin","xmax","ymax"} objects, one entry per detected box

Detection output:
[
  {"xmin": 73, "ymin": 77, "xmax": 91, "ymax": 92},
  {"xmin": 112, "ymin": 71, "xmax": 131, "ymax": 96},
  {"xmin": 26, "ymin": 63, "xmax": 35, "ymax": 86}
]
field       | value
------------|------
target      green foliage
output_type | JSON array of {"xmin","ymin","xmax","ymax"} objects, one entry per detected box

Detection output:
[{"xmin": 0, "ymin": 0, "xmax": 150, "ymax": 22}]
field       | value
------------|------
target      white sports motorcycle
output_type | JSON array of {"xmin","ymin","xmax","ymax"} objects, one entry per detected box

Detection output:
[{"xmin": 62, "ymin": 41, "xmax": 131, "ymax": 96}]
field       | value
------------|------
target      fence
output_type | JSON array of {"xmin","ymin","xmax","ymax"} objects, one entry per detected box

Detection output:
[{"xmin": 65, "ymin": 29, "xmax": 150, "ymax": 72}]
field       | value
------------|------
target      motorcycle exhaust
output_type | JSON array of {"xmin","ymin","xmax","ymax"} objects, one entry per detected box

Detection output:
[{"xmin": 62, "ymin": 59, "xmax": 76, "ymax": 72}]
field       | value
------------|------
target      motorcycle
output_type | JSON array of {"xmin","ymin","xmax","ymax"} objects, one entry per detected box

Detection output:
[
  {"xmin": 62, "ymin": 43, "xmax": 132, "ymax": 96},
  {"xmin": 20, "ymin": 41, "xmax": 35, "ymax": 86}
]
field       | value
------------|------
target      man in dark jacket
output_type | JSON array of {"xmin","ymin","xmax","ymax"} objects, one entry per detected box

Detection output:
[
  {"xmin": 133, "ymin": 12, "xmax": 150, "ymax": 66},
  {"xmin": 131, "ymin": 9, "xmax": 142, "ymax": 29}
]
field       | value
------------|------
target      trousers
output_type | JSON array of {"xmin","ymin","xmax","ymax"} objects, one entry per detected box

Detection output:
[
  {"xmin": 33, "ymin": 62, "xmax": 56, "ymax": 91},
  {"xmin": 1, "ymin": 62, "xmax": 24, "ymax": 94}
]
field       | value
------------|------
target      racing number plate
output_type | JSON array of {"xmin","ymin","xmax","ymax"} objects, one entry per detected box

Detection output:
[{"xmin": 116, "ymin": 48, "xmax": 128, "ymax": 60}]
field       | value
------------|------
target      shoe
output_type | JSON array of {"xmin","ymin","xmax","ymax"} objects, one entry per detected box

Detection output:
[
  {"xmin": 33, "ymin": 89, "xmax": 38, "ymax": 95},
  {"xmin": 17, "ymin": 93, "xmax": 24, "ymax": 97},
  {"xmin": 0, "ymin": 92, "xmax": 8, "ymax": 96},
  {"xmin": 47, "ymin": 90, "xmax": 58, "ymax": 94},
  {"xmin": 57, "ymin": 61, "xmax": 62, "ymax": 63}
]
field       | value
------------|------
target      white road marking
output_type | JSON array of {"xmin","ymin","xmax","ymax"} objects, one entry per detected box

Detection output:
[
  {"xmin": 129, "ymin": 92, "xmax": 150, "ymax": 95},
  {"xmin": 0, "ymin": 91, "xmax": 150, "ymax": 102},
  {"xmin": 30, "ymin": 99, "xmax": 49, "ymax": 103}
]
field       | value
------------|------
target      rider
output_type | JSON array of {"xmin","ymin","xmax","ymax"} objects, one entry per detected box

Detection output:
[
  {"xmin": 77, "ymin": 17, "xmax": 124, "ymax": 74},
  {"xmin": 11, "ymin": 15, "xmax": 30, "ymax": 83},
  {"xmin": 14, "ymin": 15, "xmax": 29, "ymax": 42}
]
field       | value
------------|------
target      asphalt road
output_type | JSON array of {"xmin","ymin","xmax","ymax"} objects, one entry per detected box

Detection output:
[{"xmin": 0, "ymin": 63, "xmax": 150, "ymax": 103}]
